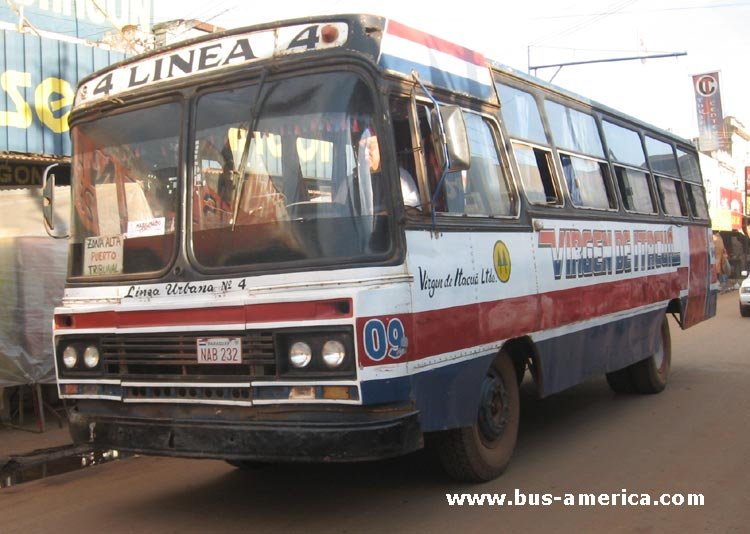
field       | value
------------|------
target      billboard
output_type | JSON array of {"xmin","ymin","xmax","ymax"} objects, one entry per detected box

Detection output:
[
  {"xmin": 692, "ymin": 71, "xmax": 726, "ymax": 152},
  {"xmin": 0, "ymin": 29, "xmax": 127, "ymax": 156},
  {"xmin": 0, "ymin": 0, "xmax": 152, "ymax": 41},
  {"xmin": 715, "ymin": 187, "xmax": 744, "ymax": 231}
]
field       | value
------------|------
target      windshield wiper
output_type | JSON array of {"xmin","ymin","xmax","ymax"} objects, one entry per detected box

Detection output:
[{"xmin": 230, "ymin": 68, "xmax": 269, "ymax": 231}]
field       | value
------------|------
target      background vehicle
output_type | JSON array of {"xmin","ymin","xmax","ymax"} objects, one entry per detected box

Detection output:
[{"xmin": 740, "ymin": 270, "xmax": 750, "ymax": 316}]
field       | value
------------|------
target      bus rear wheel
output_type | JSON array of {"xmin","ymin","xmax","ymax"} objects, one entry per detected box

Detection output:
[
  {"xmin": 605, "ymin": 316, "xmax": 671, "ymax": 395},
  {"xmin": 630, "ymin": 316, "xmax": 671, "ymax": 394},
  {"xmin": 435, "ymin": 352, "xmax": 519, "ymax": 482}
]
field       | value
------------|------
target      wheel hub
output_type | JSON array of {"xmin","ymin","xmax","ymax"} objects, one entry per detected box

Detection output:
[{"xmin": 478, "ymin": 370, "xmax": 508, "ymax": 442}]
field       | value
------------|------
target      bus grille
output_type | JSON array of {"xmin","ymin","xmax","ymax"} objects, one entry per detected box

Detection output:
[{"xmin": 99, "ymin": 331, "xmax": 276, "ymax": 380}]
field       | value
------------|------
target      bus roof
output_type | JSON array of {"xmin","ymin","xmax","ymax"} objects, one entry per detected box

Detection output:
[
  {"xmin": 490, "ymin": 61, "xmax": 695, "ymax": 147},
  {"xmin": 72, "ymin": 14, "xmax": 498, "ymax": 111},
  {"xmin": 71, "ymin": 13, "xmax": 695, "ymax": 147}
]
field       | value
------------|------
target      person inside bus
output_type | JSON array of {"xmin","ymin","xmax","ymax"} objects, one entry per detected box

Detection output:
[{"xmin": 357, "ymin": 130, "xmax": 421, "ymax": 211}]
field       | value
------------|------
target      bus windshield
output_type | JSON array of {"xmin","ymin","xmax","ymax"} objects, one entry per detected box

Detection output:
[
  {"xmin": 69, "ymin": 102, "xmax": 181, "ymax": 277},
  {"xmin": 190, "ymin": 71, "xmax": 392, "ymax": 269}
]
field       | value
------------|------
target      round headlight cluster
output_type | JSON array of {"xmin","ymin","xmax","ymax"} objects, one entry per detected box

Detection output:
[
  {"xmin": 322, "ymin": 340, "xmax": 346, "ymax": 368},
  {"xmin": 83, "ymin": 346, "xmax": 100, "ymax": 368},
  {"xmin": 289, "ymin": 341, "xmax": 312, "ymax": 369},
  {"xmin": 62, "ymin": 346, "xmax": 78, "ymax": 369},
  {"xmin": 61, "ymin": 344, "xmax": 100, "ymax": 369},
  {"xmin": 287, "ymin": 338, "xmax": 348, "ymax": 370}
]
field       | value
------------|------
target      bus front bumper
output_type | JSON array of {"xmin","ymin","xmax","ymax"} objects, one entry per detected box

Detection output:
[{"xmin": 67, "ymin": 404, "xmax": 423, "ymax": 463}]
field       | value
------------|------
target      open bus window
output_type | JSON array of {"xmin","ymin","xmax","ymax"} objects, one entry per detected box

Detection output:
[
  {"xmin": 418, "ymin": 106, "xmax": 515, "ymax": 217},
  {"xmin": 511, "ymin": 142, "xmax": 560, "ymax": 206},
  {"xmin": 190, "ymin": 71, "xmax": 392, "ymax": 269},
  {"xmin": 389, "ymin": 98, "xmax": 423, "ymax": 213},
  {"xmin": 69, "ymin": 102, "xmax": 180, "ymax": 277}
]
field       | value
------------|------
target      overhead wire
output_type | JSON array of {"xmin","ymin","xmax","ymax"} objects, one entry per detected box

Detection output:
[
  {"xmin": 532, "ymin": 1, "xmax": 750, "ymax": 20},
  {"xmin": 531, "ymin": 0, "xmax": 639, "ymax": 46}
]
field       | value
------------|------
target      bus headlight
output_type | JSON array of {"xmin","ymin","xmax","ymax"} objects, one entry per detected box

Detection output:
[
  {"xmin": 289, "ymin": 341, "xmax": 312, "ymax": 368},
  {"xmin": 62, "ymin": 346, "xmax": 78, "ymax": 369},
  {"xmin": 83, "ymin": 345, "xmax": 100, "ymax": 368},
  {"xmin": 322, "ymin": 340, "xmax": 346, "ymax": 368}
]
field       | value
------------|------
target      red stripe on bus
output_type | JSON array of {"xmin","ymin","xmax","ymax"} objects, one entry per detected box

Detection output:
[
  {"xmin": 359, "ymin": 268, "xmax": 689, "ymax": 366},
  {"xmin": 684, "ymin": 227, "xmax": 710, "ymax": 328},
  {"xmin": 385, "ymin": 20, "xmax": 486, "ymax": 66},
  {"xmin": 55, "ymin": 298, "xmax": 352, "ymax": 329}
]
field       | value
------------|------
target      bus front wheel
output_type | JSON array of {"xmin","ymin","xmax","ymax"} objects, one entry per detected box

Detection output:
[{"xmin": 435, "ymin": 352, "xmax": 520, "ymax": 482}]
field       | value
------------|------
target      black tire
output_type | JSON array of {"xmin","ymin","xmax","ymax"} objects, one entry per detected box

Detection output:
[
  {"xmin": 434, "ymin": 352, "xmax": 520, "ymax": 482},
  {"xmin": 225, "ymin": 460, "xmax": 269, "ymax": 470},
  {"xmin": 740, "ymin": 304, "xmax": 750, "ymax": 318},
  {"xmin": 514, "ymin": 358, "xmax": 526, "ymax": 385},
  {"xmin": 605, "ymin": 367, "xmax": 636, "ymax": 394},
  {"xmin": 630, "ymin": 316, "xmax": 671, "ymax": 394}
]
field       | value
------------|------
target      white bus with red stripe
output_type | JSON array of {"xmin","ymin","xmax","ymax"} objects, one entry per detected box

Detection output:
[{"xmin": 44, "ymin": 14, "xmax": 715, "ymax": 482}]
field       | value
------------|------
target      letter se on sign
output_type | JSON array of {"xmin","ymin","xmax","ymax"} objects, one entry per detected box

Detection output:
[{"xmin": 0, "ymin": 70, "xmax": 74, "ymax": 133}]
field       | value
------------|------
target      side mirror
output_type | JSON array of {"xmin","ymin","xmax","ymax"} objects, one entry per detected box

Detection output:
[
  {"xmin": 431, "ymin": 105, "xmax": 470, "ymax": 173},
  {"xmin": 742, "ymin": 270, "xmax": 748, "ymax": 278},
  {"xmin": 42, "ymin": 163, "xmax": 69, "ymax": 239}
]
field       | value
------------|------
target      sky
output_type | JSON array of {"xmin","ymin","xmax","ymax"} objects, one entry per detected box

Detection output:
[{"xmin": 153, "ymin": 0, "xmax": 750, "ymax": 141}]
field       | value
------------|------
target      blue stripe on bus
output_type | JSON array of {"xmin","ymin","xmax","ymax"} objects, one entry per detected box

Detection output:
[
  {"xmin": 379, "ymin": 54, "xmax": 495, "ymax": 102},
  {"xmin": 534, "ymin": 308, "xmax": 665, "ymax": 397},
  {"xmin": 360, "ymin": 308, "xmax": 668, "ymax": 431}
]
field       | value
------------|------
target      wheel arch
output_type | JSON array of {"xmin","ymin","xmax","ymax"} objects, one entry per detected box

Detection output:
[
  {"xmin": 666, "ymin": 297, "xmax": 684, "ymax": 328},
  {"xmin": 500, "ymin": 335, "xmax": 544, "ymax": 394}
]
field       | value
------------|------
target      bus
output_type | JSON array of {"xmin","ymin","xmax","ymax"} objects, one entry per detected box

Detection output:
[{"xmin": 44, "ymin": 14, "xmax": 716, "ymax": 482}]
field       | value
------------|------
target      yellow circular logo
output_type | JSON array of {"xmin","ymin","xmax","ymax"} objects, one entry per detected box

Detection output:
[{"xmin": 493, "ymin": 241, "xmax": 511, "ymax": 283}]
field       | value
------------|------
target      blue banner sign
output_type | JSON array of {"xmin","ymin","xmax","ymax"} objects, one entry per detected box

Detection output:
[
  {"xmin": 692, "ymin": 71, "xmax": 726, "ymax": 152},
  {"xmin": 0, "ymin": 30, "xmax": 126, "ymax": 156},
  {"xmin": 0, "ymin": 0, "xmax": 151, "ymax": 41}
]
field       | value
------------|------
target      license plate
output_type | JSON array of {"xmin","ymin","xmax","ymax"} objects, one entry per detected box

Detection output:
[{"xmin": 196, "ymin": 337, "xmax": 242, "ymax": 364}]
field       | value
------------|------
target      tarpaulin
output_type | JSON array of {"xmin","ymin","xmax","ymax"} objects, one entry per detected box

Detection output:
[{"xmin": 0, "ymin": 187, "xmax": 69, "ymax": 386}]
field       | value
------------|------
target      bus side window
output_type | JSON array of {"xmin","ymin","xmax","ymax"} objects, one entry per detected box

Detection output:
[
  {"xmin": 495, "ymin": 82, "xmax": 563, "ymax": 207},
  {"xmin": 544, "ymin": 100, "xmax": 617, "ymax": 210},
  {"xmin": 421, "ymin": 107, "xmax": 515, "ymax": 217},
  {"xmin": 389, "ymin": 97, "xmax": 422, "ymax": 211},
  {"xmin": 511, "ymin": 142, "xmax": 559, "ymax": 205},
  {"xmin": 559, "ymin": 153, "xmax": 615, "ymax": 210},
  {"xmin": 645, "ymin": 135, "xmax": 688, "ymax": 217},
  {"xmin": 462, "ymin": 113, "xmax": 515, "ymax": 216},
  {"xmin": 613, "ymin": 165, "xmax": 657, "ymax": 213},
  {"xmin": 655, "ymin": 175, "xmax": 688, "ymax": 216},
  {"xmin": 686, "ymin": 183, "xmax": 709, "ymax": 219}
]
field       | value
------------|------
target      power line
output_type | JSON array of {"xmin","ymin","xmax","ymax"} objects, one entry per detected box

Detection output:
[
  {"xmin": 532, "ymin": 1, "xmax": 750, "ymax": 20},
  {"xmin": 531, "ymin": 0, "xmax": 638, "ymax": 46}
]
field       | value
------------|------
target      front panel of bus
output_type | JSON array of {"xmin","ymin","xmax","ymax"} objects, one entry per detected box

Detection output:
[{"xmin": 54, "ymin": 22, "xmax": 424, "ymax": 462}]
